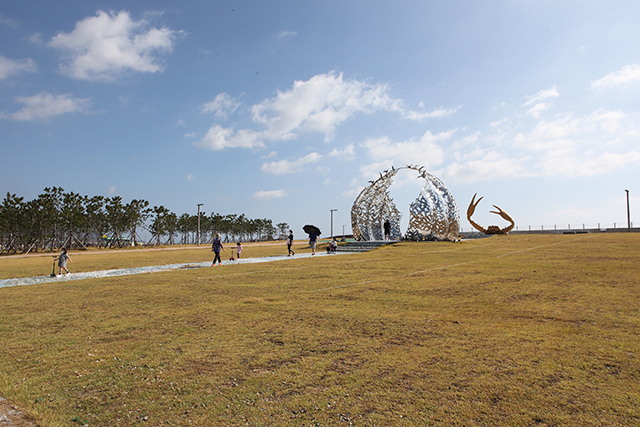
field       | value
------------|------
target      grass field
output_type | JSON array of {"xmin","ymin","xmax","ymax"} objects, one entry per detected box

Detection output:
[{"xmin": 1, "ymin": 234, "xmax": 639, "ymax": 426}]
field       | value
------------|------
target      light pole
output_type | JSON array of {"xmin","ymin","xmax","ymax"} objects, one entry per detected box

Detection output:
[
  {"xmin": 330, "ymin": 209, "xmax": 337, "ymax": 239},
  {"xmin": 626, "ymin": 190, "xmax": 631, "ymax": 229},
  {"xmin": 197, "ymin": 203, "xmax": 204, "ymax": 245}
]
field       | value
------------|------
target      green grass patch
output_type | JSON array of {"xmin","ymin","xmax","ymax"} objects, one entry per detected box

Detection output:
[{"xmin": 1, "ymin": 234, "xmax": 639, "ymax": 425}]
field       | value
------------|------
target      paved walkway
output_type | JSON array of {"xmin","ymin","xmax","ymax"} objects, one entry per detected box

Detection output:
[{"xmin": 0, "ymin": 251, "xmax": 346, "ymax": 289}]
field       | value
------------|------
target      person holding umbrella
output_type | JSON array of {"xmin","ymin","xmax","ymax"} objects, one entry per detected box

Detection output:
[{"xmin": 303, "ymin": 225, "xmax": 321, "ymax": 256}]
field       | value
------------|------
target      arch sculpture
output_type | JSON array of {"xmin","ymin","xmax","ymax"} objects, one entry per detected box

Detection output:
[{"xmin": 350, "ymin": 165, "xmax": 460, "ymax": 242}]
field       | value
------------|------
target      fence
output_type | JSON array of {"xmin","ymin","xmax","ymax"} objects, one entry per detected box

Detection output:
[{"xmin": 459, "ymin": 222, "xmax": 636, "ymax": 234}]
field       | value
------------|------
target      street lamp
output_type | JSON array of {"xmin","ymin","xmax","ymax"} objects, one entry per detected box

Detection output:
[
  {"xmin": 626, "ymin": 190, "xmax": 631, "ymax": 229},
  {"xmin": 330, "ymin": 209, "xmax": 337, "ymax": 239},
  {"xmin": 197, "ymin": 203, "xmax": 204, "ymax": 245}
]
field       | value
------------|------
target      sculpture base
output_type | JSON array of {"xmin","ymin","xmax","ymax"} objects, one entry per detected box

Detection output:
[{"xmin": 403, "ymin": 230, "xmax": 458, "ymax": 242}]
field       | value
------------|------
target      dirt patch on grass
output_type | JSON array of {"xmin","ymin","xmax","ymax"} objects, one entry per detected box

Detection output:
[{"xmin": 0, "ymin": 397, "xmax": 39, "ymax": 426}]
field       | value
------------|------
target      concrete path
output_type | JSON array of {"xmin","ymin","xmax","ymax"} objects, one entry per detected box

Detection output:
[{"xmin": 0, "ymin": 251, "xmax": 347, "ymax": 289}]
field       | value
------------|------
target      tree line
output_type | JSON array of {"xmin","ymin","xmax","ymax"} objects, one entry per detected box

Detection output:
[{"xmin": 0, "ymin": 188, "xmax": 289, "ymax": 254}]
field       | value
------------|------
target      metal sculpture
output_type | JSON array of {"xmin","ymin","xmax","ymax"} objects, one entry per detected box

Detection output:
[
  {"xmin": 466, "ymin": 193, "xmax": 515, "ymax": 234},
  {"xmin": 351, "ymin": 165, "xmax": 460, "ymax": 241}
]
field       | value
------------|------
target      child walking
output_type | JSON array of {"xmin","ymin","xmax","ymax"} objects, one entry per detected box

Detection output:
[
  {"xmin": 56, "ymin": 248, "xmax": 73, "ymax": 275},
  {"xmin": 236, "ymin": 242, "xmax": 243, "ymax": 259}
]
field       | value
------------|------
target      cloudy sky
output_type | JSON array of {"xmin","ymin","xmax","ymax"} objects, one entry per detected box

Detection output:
[{"xmin": 2, "ymin": 0, "xmax": 639, "ymax": 236}]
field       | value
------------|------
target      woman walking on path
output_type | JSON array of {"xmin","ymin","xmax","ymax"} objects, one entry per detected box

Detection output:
[
  {"xmin": 212, "ymin": 234, "xmax": 224, "ymax": 266},
  {"xmin": 56, "ymin": 248, "xmax": 73, "ymax": 275},
  {"xmin": 308, "ymin": 230, "xmax": 318, "ymax": 255},
  {"xmin": 287, "ymin": 230, "xmax": 295, "ymax": 256}
]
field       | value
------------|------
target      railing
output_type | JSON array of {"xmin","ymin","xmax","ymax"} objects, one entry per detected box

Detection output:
[{"xmin": 459, "ymin": 222, "xmax": 635, "ymax": 233}]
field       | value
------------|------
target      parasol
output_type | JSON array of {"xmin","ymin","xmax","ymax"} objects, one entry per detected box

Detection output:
[{"xmin": 303, "ymin": 224, "xmax": 321, "ymax": 236}]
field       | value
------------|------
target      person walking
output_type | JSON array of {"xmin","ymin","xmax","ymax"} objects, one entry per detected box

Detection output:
[
  {"xmin": 384, "ymin": 220, "xmax": 391, "ymax": 241},
  {"xmin": 55, "ymin": 248, "xmax": 73, "ymax": 276},
  {"xmin": 236, "ymin": 242, "xmax": 243, "ymax": 259},
  {"xmin": 212, "ymin": 233, "xmax": 224, "ymax": 266},
  {"xmin": 308, "ymin": 229, "xmax": 318, "ymax": 255},
  {"xmin": 287, "ymin": 230, "xmax": 295, "ymax": 256}
]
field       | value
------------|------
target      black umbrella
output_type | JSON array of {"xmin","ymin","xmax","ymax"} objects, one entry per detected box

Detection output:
[{"xmin": 303, "ymin": 224, "xmax": 321, "ymax": 236}]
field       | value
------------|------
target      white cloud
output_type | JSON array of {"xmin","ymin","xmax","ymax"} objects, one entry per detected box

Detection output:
[
  {"xmin": 201, "ymin": 93, "xmax": 241, "ymax": 119},
  {"xmin": 522, "ymin": 85, "xmax": 560, "ymax": 107},
  {"xmin": 437, "ymin": 106, "xmax": 639, "ymax": 182},
  {"xmin": 591, "ymin": 64, "xmax": 640, "ymax": 89},
  {"xmin": 0, "ymin": 14, "xmax": 18, "ymax": 28},
  {"xmin": 538, "ymin": 151, "xmax": 640, "ymax": 177},
  {"xmin": 451, "ymin": 131, "xmax": 481, "ymax": 150},
  {"xmin": 107, "ymin": 186, "xmax": 117, "ymax": 194},
  {"xmin": 48, "ymin": 10, "xmax": 180, "ymax": 81},
  {"xmin": 514, "ymin": 109, "xmax": 633, "ymax": 152},
  {"xmin": 491, "ymin": 102, "xmax": 507, "ymax": 111},
  {"xmin": 277, "ymin": 31, "xmax": 297, "ymax": 40},
  {"xmin": 358, "ymin": 160, "xmax": 395, "ymax": 181},
  {"xmin": 0, "ymin": 55, "xmax": 36, "ymax": 79},
  {"xmin": 438, "ymin": 104, "xmax": 640, "ymax": 183},
  {"xmin": 29, "ymin": 32, "xmax": 44, "ymax": 45},
  {"xmin": 195, "ymin": 125, "xmax": 265, "ymax": 150},
  {"xmin": 402, "ymin": 106, "xmax": 460, "ymax": 120},
  {"xmin": 348, "ymin": 100, "xmax": 640, "ymax": 186},
  {"xmin": 251, "ymin": 189, "xmax": 288, "ymax": 200},
  {"xmin": 489, "ymin": 118, "xmax": 508, "ymax": 128},
  {"xmin": 444, "ymin": 152, "xmax": 526, "ymax": 184},
  {"xmin": 251, "ymin": 71, "xmax": 400, "ymax": 142},
  {"xmin": 260, "ymin": 152, "xmax": 322, "ymax": 174},
  {"xmin": 361, "ymin": 129, "xmax": 454, "ymax": 167},
  {"xmin": 513, "ymin": 109, "xmax": 640, "ymax": 176},
  {"xmin": 1, "ymin": 92, "xmax": 89, "ymax": 120},
  {"xmin": 317, "ymin": 165, "xmax": 331, "ymax": 175},
  {"xmin": 526, "ymin": 102, "xmax": 551, "ymax": 118},
  {"xmin": 328, "ymin": 143, "xmax": 355, "ymax": 159},
  {"xmin": 342, "ymin": 186, "xmax": 364, "ymax": 198},
  {"xmin": 186, "ymin": 173, "xmax": 196, "ymax": 181},
  {"xmin": 196, "ymin": 71, "xmax": 456, "ymax": 151},
  {"xmin": 518, "ymin": 86, "xmax": 560, "ymax": 118}
]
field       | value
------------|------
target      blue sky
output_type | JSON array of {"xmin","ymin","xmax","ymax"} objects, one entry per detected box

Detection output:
[{"xmin": 1, "ymin": 0, "xmax": 639, "ymax": 236}]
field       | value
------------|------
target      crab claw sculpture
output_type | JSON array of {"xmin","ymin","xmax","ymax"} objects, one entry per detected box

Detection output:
[{"xmin": 467, "ymin": 193, "xmax": 515, "ymax": 235}]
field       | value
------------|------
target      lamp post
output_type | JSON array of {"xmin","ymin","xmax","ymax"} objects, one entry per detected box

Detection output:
[
  {"xmin": 197, "ymin": 203, "xmax": 204, "ymax": 245},
  {"xmin": 330, "ymin": 209, "xmax": 337, "ymax": 239},
  {"xmin": 626, "ymin": 190, "xmax": 631, "ymax": 229}
]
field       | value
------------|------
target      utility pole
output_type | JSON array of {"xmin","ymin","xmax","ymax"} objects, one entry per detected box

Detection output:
[
  {"xmin": 330, "ymin": 209, "xmax": 337, "ymax": 239},
  {"xmin": 197, "ymin": 203, "xmax": 204, "ymax": 245},
  {"xmin": 626, "ymin": 190, "xmax": 631, "ymax": 229}
]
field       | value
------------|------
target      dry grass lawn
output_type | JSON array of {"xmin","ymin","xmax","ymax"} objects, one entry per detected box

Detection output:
[{"xmin": 1, "ymin": 233, "xmax": 639, "ymax": 426}]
